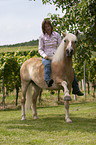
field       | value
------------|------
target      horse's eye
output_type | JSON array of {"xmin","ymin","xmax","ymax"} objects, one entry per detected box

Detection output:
[{"xmin": 64, "ymin": 40, "xmax": 66, "ymax": 43}]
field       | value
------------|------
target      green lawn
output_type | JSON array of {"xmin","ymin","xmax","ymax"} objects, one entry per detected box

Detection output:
[{"xmin": 0, "ymin": 92, "xmax": 96, "ymax": 145}]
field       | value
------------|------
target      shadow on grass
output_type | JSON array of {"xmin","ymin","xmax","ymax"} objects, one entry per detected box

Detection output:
[
  {"xmin": 2, "ymin": 113, "xmax": 96, "ymax": 134},
  {"xmin": 0, "ymin": 102, "xmax": 96, "ymax": 135}
]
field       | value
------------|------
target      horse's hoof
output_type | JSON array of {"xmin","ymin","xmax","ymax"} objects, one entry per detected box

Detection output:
[
  {"xmin": 33, "ymin": 116, "xmax": 39, "ymax": 119},
  {"xmin": 64, "ymin": 96, "xmax": 72, "ymax": 101},
  {"xmin": 66, "ymin": 118, "xmax": 72, "ymax": 123}
]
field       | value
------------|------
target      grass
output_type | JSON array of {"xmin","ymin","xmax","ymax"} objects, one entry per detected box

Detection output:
[
  {"xmin": 0, "ymin": 102, "xmax": 96, "ymax": 145},
  {"xmin": 0, "ymin": 90, "xmax": 96, "ymax": 145}
]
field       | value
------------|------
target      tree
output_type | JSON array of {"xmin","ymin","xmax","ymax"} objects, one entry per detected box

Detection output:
[
  {"xmin": 31, "ymin": 0, "xmax": 96, "ymax": 94},
  {"xmin": 32, "ymin": 0, "xmax": 95, "ymax": 50}
]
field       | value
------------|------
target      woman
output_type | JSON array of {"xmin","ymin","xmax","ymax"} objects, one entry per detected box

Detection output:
[{"xmin": 39, "ymin": 19, "xmax": 83, "ymax": 96}]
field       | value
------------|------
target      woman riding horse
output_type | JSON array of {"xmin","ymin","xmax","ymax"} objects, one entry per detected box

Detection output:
[{"xmin": 39, "ymin": 19, "xmax": 83, "ymax": 96}]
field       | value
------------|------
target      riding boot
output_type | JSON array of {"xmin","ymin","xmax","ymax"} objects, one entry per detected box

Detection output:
[{"xmin": 46, "ymin": 79, "xmax": 54, "ymax": 87}]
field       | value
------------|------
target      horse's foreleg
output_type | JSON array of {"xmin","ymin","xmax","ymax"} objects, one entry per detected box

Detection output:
[
  {"xmin": 61, "ymin": 81, "xmax": 71, "ymax": 101},
  {"xmin": 65, "ymin": 101, "xmax": 72, "ymax": 123},
  {"xmin": 21, "ymin": 81, "xmax": 29, "ymax": 120},
  {"xmin": 61, "ymin": 81, "xmax": 72, "ymax": 122},
  {"xmin": 31, "ymin": 85, "xmax": 40, "ymax": 119}
]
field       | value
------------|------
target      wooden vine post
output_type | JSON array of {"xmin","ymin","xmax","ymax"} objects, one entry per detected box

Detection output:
[{"xmin": 2, "ymin": 69, "xmax": 5, "ymax": 109}]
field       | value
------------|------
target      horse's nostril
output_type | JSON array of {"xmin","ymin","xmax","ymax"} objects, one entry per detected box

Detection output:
[
  {"xmin": 70, "ymin": 49, "xmax": 73, "ymax": 54},
  {"xmin": 66, "ymin": 49, "xmax": 69, "ymax": 53},
  {"xmin": 66, "ymin": 49, "xmax": 69, "ymax": 56}
]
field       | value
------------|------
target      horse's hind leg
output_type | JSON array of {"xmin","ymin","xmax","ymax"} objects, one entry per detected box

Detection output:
[
  {"xmin": 21, "ymin": 81, "xmax": 29, "ymax": 120},
  {"xmin": 31, "ymin": 84, "xmax": 41, "ymax": 119}
]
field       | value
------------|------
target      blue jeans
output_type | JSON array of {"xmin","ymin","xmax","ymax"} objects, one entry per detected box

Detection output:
[
  {"xmin": 42, "ymin": 58, "xmax": 51, "ymax": 81},
  {"xmin": 42, "ymin": 58, "xmax": 80, "ymax": 91}
]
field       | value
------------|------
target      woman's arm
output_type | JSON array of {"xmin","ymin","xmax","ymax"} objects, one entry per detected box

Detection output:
[
  {"xmin": 57, "ymin": 33, "xmax": 62, "ymax": 46},
  {"xmin": 38, "ymin": 35, "xmax": 47, "ymax": 58}
]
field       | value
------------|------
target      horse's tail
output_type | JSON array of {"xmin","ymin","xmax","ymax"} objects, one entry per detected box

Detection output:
[{"xmin": 25, "ymin": 83, "xmax": 32, "ymax": 112}]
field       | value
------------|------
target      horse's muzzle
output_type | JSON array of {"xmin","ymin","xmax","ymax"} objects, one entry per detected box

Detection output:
[{"xmin": 66, "ymin": 48, "xmax": 74, "ymax": 57}]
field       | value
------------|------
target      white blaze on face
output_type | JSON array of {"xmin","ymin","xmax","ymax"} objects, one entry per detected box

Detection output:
[{"xmin": 67, "ymin": 41, "xmax": 72, "ymax": 50}]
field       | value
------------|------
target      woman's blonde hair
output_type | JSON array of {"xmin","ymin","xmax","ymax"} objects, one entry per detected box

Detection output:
[{"xmin": 42, "ymin": 19, "xmax": 53, "ymax": 35}]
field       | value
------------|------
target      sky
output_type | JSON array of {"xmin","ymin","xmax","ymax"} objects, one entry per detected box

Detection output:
[{"xmin": 0, "ymin": 0, "xmax": 64, "ymax": 46}]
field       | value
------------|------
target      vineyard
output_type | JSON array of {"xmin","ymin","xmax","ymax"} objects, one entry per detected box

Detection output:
[
  {"xmin": 0, "ymin": 45, "xmax": 40, "ymax": 107},
  {"xmin": 0, "ymin": 43, "xmax": 96, "ymax": 109}
]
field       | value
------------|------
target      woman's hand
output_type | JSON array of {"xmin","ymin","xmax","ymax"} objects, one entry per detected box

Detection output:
[{"xmin": 45, "ymin": 56, "xmax": 50, "ymax": 60}]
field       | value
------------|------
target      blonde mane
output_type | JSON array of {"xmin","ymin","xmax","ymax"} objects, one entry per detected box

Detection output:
[
  {"xmin": 52, "ymin": 39, "xmax": 65, "ymax": 62},
  {"xmin": 52, "ymin": 33, "xmax": 77, "ymax": 63}
]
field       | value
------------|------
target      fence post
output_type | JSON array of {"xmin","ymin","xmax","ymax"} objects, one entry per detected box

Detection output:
[
  {"xmin": 84, "ymin": 61, "xmax": 86, "ymax": 98},
  {"xmin": 2, "ymin": 69, "xmax": 5, "ymax": 109}
]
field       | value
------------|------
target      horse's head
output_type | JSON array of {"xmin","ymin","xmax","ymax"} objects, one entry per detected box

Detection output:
[
  {"xmin": 62, "ymin": 33, "xmax": 78, "ymax": 57},
  {"xmin": 52, "ymin": 32, "xmax": 78, "ymax": 63}
]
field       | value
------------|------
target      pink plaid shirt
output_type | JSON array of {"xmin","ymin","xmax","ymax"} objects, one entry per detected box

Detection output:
[{"xmin": 39, "ymin": 31, "xmax": 61, "ymax": 58}]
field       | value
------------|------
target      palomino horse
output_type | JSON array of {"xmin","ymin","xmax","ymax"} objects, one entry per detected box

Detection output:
[{"xmin": 20, "ymin": 33, "xmax": 78, "ymax": 122}]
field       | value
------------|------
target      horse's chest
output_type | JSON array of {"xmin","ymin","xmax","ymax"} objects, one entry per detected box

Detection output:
[{"xmin": 52, "ymin": 63, "xmax": 74, "ymax": 83}]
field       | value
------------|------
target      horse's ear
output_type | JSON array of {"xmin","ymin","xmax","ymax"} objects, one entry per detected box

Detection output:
[
  {"xmin": 75, "ymin": 31, "xmax": 79, "ymax": 37},
  {"xmin": 62, "ymin": 32, "xmax": 66, "ymax": 37}
]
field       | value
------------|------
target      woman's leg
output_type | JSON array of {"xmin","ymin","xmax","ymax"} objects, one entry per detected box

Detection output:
[
  {"xmin": 72, "ymin": 68, "xmax": 83, "ymax": 96},
  {"xmin": 42, "ymin": 58, "xmax": 53, "ymax": 87},
  {"xmin": 42, "ymin": 58, "xmax": 51, "ymax": 81}
]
